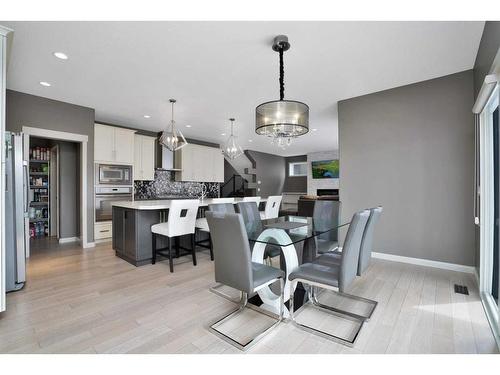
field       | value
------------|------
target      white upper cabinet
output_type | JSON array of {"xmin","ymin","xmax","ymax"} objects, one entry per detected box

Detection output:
[
  {"xmin": 175, "ymin": 144, "xmax": 224, "ymax": 182},
  {"xmin": 94, "ymin": 124, "xmax": 136, "ymax": 164},
  {"xmin": 134, "ymin": 134, "xmax": 156, "ymax": 181}
]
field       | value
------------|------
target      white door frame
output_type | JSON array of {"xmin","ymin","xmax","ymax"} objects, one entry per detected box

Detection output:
[
  {"xmin": 22, "ymin": 126, "xmax": 91, "ymax": 251},
  {"xmin": 479, "ymin": 83, "xmax": 500, "ymax": 346},
  {"xmin": 0, "ymin": 26, "xmax": 13, "ymax": 313}
]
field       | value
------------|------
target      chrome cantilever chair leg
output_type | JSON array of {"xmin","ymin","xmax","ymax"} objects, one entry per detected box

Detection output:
[
  {"xmin": 289, "ymin": 280, "xmax": 365, "ymax": 347},
  {"xmin": 209, "ymin": 283, "xmax": 243, "ymax": 303},
  {"xmin": 209, "ymin": 277, "xmax": 284, "ymax": 351},
  {"xmin": 310, "ymin": 286, "xmax": 378, "ymax": 321}
]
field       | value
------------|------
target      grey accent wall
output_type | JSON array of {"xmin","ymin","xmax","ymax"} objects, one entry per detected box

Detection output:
[
  {"xmin": 58, "ymin": 141, "xmax": 80, "ymax": 239},
  {"xmin": 307, "ymin": 151, "xmax": 339, "ymax": 195},
  {"xmin": 6, "ymin": 90, "xmax": 95, "ymax": 243},
  {"xmin": 338, "ymin": 70, "xmax": 475, "ymax": 266},
  {"xmin": 473, "ymin": 21, "xmax": 500, "ymax": 100},
  {"xmin": 246, "ymin": 150, "xmax": 285, "ymax": 197},
  {"xmin": 284, "ymin": 155, "xmax": 307, "ymax": 193}
]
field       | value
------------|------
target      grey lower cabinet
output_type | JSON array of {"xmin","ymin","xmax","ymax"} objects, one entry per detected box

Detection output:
[{"xmin": 112, "ymin": 207, "xmax": 161, "ymax": 266}]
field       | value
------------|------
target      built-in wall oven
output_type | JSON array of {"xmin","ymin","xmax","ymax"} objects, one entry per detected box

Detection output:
[
  {"xmin": 95, "ymin": 186, "xmax": 133, "ymax": 222},
  {"xmin": 96, "ymin": 164, "xmax": 133, "ymax": 185}
]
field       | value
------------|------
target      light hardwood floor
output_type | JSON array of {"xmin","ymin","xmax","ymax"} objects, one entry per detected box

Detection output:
[{"xmin": 0, "ymin": 241, "xmax": 498, "ymax": 354}]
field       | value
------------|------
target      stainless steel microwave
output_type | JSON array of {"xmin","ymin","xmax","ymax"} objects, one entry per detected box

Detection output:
[{"xmin": 96, "ymin": 164, "xmax": 133, "ymax": 185}]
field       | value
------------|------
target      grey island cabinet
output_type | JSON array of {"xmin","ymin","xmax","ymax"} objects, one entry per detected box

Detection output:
[
  {"xmin": 111, "ymin": 198, "xmax": 267, "ymax": 266},
  {"xmin": 112, "ymin": 206, "xmax": 162, "ymax": 266}
]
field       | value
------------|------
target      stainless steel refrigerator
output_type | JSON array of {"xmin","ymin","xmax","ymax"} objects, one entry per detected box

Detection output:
[{"xmin": 4, "ymin": 132, "xmax": 27, "ymax": 292}]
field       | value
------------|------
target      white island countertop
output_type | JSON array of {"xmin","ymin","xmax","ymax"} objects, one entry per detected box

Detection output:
[{"xmin": 111, "ymin": 197, "xmax": 267, "ymax": 210}]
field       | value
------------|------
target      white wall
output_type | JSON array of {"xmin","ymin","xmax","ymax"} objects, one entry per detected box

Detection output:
[{"xmin": 307, "ymin": 150, "xmax": 339, "ymax": 195}]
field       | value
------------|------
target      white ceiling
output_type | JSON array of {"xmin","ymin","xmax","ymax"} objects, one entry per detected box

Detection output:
[{"xmin": 2, "ymin": 21, "xmax": 484, "ymax": 156}]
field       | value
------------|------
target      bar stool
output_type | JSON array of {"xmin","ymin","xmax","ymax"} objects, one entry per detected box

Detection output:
[
  {"xmin": 195, "ymin": 197, "xmax": 235, "ymax": 260},
  {"xmin": 259, "ymin": 195, "xmax": 282, "ymax": 219},
  {"xmin": 206, "ymin": 211, "xmax": 284, "ymax": 351},
  {"xmin": 288, "ymin": 210, "xmax": 369, "ymax": 346},
  {"xmin": 151, "ymin": 199, "xmax": 200, "ymax": 273}
]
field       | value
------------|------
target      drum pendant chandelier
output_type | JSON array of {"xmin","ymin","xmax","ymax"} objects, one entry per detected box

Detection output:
[
  {"xmin": 255, "ymin": 35, "xmax": 309, "ymax": 148},
  {"xmin": 159, "ymin": 99, "xmax": 188, "ymax": 151}
]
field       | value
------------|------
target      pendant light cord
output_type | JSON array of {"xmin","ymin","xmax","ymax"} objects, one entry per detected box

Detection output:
[{"xmin": 279, "ymin": 46, "xmax": 284, "ymax": 101}]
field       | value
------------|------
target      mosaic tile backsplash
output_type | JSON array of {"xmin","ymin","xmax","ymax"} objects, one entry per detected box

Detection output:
[{"xmin": 134, "ymin": 170, "xmax": 220, "ymax": 200}]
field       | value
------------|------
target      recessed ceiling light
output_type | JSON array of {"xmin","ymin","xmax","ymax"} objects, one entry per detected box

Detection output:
[
  {"xmin": 39, "ymin": 81, "xmax": 51, "ymax": 87},
  {"xmin": 186, "ymin": 125, "xmax": 192, "ymax": 128},
  {"xmin": 312, "ymin": 128, "xmax": 318, "ymax": 131},
  {"xmin": 221, "ymin": 133, "xmax": 226, "ymax": 136},
  {"xmin": 248, "ymin": 139, "xmax": 253, "ymax": 142},
  {"xmin": 143, "ymin": 115, "xmax": 151, "ymax": 119},
  {"xmin": 53, "ymin": 52, "xmax": 68, "ymax": 60}
]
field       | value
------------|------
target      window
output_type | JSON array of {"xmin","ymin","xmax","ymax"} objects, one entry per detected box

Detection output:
[{"xmin": 289, "ymin": 162, "xmax": 307, "ymax": 177}]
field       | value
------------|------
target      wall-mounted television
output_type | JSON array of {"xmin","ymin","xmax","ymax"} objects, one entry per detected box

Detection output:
[{"xmin": 311, "ymin": 159, "xmax": 339, "ymax": 179}]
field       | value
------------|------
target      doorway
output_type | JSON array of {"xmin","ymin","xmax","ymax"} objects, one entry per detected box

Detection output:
[
  {"xmin": 28, "ymin": 136, "xmax": 80, "ymax": 255},
  {"xmin": 22, "ymin": 126, "xmax": 90, "ymax": 256}
]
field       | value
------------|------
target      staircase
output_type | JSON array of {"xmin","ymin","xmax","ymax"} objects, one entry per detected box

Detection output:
[{"xmin": 221, "ymin": 151, "xmax": 258, "ymax": 197}]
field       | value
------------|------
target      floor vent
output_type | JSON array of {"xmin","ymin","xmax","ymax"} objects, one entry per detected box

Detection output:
[{"xmin": 454, "ymin": 284, "xmax": 469, "ymax": 295}]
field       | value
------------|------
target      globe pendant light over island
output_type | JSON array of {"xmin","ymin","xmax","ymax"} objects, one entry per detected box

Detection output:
[
  {"xmin": 221, "ymin": 118, "xmax": 243, "ymax": 160},
  {"xmin": 159, "ymin": 99, "xmax": 188, "ymax": 151},
  {"xmin": 255, "ymin": 35, "xmax": 309, "ymax": 149}
]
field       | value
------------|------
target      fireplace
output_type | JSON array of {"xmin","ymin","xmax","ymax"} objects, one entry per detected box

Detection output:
[{"xmin": 317, "ymin": 189, "xmax": 338, "ymax": 196}]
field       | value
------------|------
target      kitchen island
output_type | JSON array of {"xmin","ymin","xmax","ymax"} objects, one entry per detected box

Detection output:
[{"xmin": 111, "ymin": 198, "xmax": 266, "ymax": 266}]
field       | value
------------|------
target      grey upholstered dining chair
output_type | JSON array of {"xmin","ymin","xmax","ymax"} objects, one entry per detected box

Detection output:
[
  {"xmin": 236, "ymin": 201, "xmax": 281, "ymax": 261},
  {"xmin": 313, "ymin": 200, "xmax": 341, "ymax": 254},
  {"xmin": 314, "ymin": 206, "xmax": 382, "ymax": 321},
  {"xmin": 205, "ymin": 203, "xmax": 240, "ymax": 301},
  {"xmin": 195, "ymin": 199, "xmax": 236, "ymax": 260},
  {"xmin": 357, "ymin": 206, "xmax": 383, "ymax": 275},
  {"xmin": 205, "ymin": 211, "xmax": 285, "ymax": 351},
  {"xmin": 288, "ymin": 209, "xmax": 370, "ymax": 346}
]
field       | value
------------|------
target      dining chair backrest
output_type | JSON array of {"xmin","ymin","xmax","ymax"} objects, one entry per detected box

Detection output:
[
  {"xmin": 208, "ymin": 203, "xmax": 236, "ymax": 214},
  {"xmin": 313, "ymin": 200, "xmax": 341, "ymax": 242},
  {"xmin": 357, "ymin": 206, "xmax": 383, "ymax": 276},
  {"xmin": 167, "ymin": 199, "xmax": 200, "ymax": 236},
  {"xmin": 211, "ymin": 197, "xmax": 235, "ymax": 204},
  {"xmin": 264, "ymin": 195, "xmax": 282, "ymax": 219},
  {"xmin": 339, "ymin": 210, "xmax": 370, "ymax": 292},
  {"xmin": 206, "ymin": 211, "xmax": 253, "ymax": 294},
  {"xmin": 243, "ymin": 196, "xmax": 261, "ymax": 207},
  {"xmin": 236, "ymin": 202, "xmax": 261, "ymax": 225}
]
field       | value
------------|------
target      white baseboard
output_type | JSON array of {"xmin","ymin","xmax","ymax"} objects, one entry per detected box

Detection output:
[
  {"xmin": 372, "ymin": 251, "xmax": 475, "ymax": 274},
  {"xmin": 94, "ymin": 238, "xmax": 111, "ymax": 244},
  {"xmin": 474, "ymin": 268, "xmax": 480, "ymax": 287},
  {"xmin": 83, "ymin": 241, "xmax": 96, "ymax": 248},
  {"xmin": 58, "ymin": 237, "xmax": 80, "ymax": 244}
]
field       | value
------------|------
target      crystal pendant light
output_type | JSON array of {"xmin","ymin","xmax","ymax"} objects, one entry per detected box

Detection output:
[
  {"xmin": 255, "ymin": 35, "xmax": 309, "ymax": 148},
  {"xmin": 159, "ymin": 99, "xmax": 188, "ymax": 151},
  {"xmin": 221, "ymin": 118, "xmax": 243, "ymax": 160}
]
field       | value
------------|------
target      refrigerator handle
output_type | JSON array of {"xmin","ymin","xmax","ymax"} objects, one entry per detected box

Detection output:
[{"xmin": 23, "ymin": 162, "xmax": 29, "ymax": 214}]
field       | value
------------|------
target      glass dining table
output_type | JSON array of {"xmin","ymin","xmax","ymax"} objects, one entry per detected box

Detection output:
[{"xmin": 243, "ymin": 215, "xmax": 350, "ymax": 316}]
